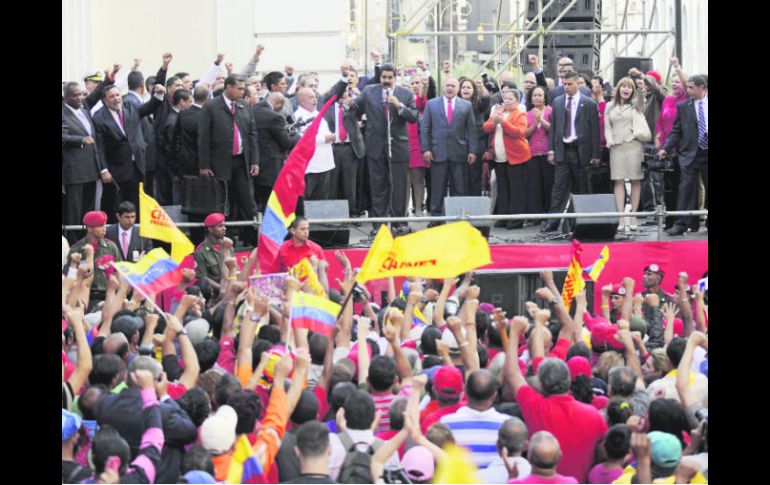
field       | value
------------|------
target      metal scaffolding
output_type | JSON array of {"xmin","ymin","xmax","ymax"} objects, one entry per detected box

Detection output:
[{"xmin": 387, "ymin": 0, "xmax": 678, "ymax": 84}]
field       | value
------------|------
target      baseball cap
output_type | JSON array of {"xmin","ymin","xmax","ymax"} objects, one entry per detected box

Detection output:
[
  {"xmin": 62, "ymin": 409, "xmax": 82, "ymax": 441},
  {"xmin": 183, "ymin": 471, "xmax": 217, "ymax": 484},
  {"xmin": 434, "ymin": 365, "xmax": 463, "ymax": 399},
  {"xmin": 441, "ymin": 326, "xmax": 467, "ymax": 353},
  {"xmin": 567, "ymin": 356, "xmax": 592, "ymax": 381},
  {"xmin": 401, "ymin": 445, "xmax": 435, "ymax": 481},
  {"xmin": 649, "ymin": 431, "xmax": 682, "ymax": 469},
  {"xmin": 200, "ymin": 405, "xmax": 237, "ymax": 455}
]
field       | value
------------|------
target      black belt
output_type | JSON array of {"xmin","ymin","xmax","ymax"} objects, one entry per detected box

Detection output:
[
  {"xmin": 564, "ymin": 142, "xmax": 579, "ymax": 149},
  {"xmin": 333, "ymin": 142, "xmax": 351, "ymax": 146}
]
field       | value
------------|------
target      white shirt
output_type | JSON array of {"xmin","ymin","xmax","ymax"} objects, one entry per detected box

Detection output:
[
  {"xmin": 223, "ymin": 94, "xmax": 244, "ymax": 154},
  {"xmin": 109, "ymin": 108, "xmax": 127, "ymax": 137},
  {"xmin": 294, "ymin": 105, "xmax": 335, "ymax": 174},
  {"xmin": 562, "ymin": 94, "xmax": 578, "ymax": 143},
  {"xmin": 478, "ymin": 456, "xmax": 531, "ymax": 484},
  {"xmin": 66, "ymin": 104, "xmax": 92, "ymax": 137},
  {"xmin": 328, "ymin": 429, "xmax": 400, "ymax": 481},
  {"xmin": 695, "ymin": 95, "xmax": 708, "ymax": 133}
]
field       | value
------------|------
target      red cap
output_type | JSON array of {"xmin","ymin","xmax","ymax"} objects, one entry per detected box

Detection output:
[
  {"xmin": 401, "ymin": 340, "xmax": 418, "ymax": 350},
  {"xmin": 646, "ymin": 70, "xmax": 662, "ymax": 84},
  {"xmin": 83, "ymin": 211, "xmax": 108, "ymax": 227},
  {"xmin": 348, "ymin": 341, "xmax": 373, "ymax": 379},
  {"xmin": 203, "ymin": 213, "xmax": 226, "ymax": 228},
  {"xmin": 644, "ymin": 264, "xmax": 665, "ymax": 278},
  {"xmin": 567, "ymin": 356, "xmax": 592, "ymax": 380},
  {"xmin": 666, "ymin": 317, "xmax": 684, "ymax": 337},
  {"xmin": 434, "ymin": 365, "xmax": 463, "ymax": 398}
]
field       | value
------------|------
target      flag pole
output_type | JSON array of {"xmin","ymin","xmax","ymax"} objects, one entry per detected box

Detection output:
[{"xmin": 110, "ymin": 262, "xmax": 166, "ymax": 315}]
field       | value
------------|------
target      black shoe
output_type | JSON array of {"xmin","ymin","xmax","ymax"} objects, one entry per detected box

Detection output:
[
  {"xmin": 506, "ymin": 221, "xmax": 524, "ymax": 230},
  {"xmin": 689, "ymin": 225, "xmax": 700, "ymax": 233},
  {"xmin": 494, "ymin": 220, "xmax": 507, "ymax": 228},
  {"xmin": 666, "ymin": 226, "xmax": 687, "ymax": 236},
  {"xmin": 541, "ymin": 222, "xmax": 558, "ymax": 233}
]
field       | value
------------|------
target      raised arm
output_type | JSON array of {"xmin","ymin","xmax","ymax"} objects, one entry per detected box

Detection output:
[
  {"xmin": 65, "ymin": 305, "xmax": 93, "ymax": 393},
  {"xmin": 238, "ymin": 44, "xmax": 264, "ymax": 77},
  {"xmin": 615, "ymin": 322, "xmax": 645, "ymax": 391},
  {"xmin": 433, "ymin": 277, "xmax": 457, "ymax": 327},
  {"xmin": 383, "ymin": 318, "xmax": 414, "ymax": 386},
  {"xmin": 535, "ymin": 286, "xmax": 576, "ymax": 344},
  {"xmin": 692, "ymin": 287, "xmax": 707, "ymax": 333},
  {"xmin": 530, "ymin": 309, "xmax": 551, "ymax": 360},
  {"xmin": 676, "ymin": 331, "xmax": 707, "ymax": 411},
  {"xmin": 502, "ymin": 316, "xmax": 530, "ymax": 400},
  {"xmin": 676, "ymin": 273, "xmax": 694, "ymax": 338},
  {"xmin": 446, "ymin": 316, "xmax": 477, "ymax": 378},
  {"xmin": 621, "ymin": 277, "xmax": 635, "ymax": 322},
  {"xmin": 357, "ymin": 317, "xmax": 372, "ymax": 387}
]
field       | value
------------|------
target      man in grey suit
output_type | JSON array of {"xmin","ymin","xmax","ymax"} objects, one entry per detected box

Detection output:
[
  {"xmin": 198, "ymin": 74, "xmax": 260, "ymax": 226},
  {"xmin": 345, "ymin": 63, "xmax": 418, "ymax": 234},
  {"xmin": 542, "ymin": 71, "xmax": 601, "ymax": 232},
  {"xmin": 420, "ymin": 77, "xmax": 478, "ymax": 216},
  {"xmin": 62, "ymin": 82, "xmax": 111, "ymax": 226},
  {"xmin": 106, "ymin": 201, "xmax": 152, "ymax": 262}
]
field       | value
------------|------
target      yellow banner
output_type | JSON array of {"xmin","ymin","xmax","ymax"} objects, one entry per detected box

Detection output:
[
  {"xmin": 290, "ymin": 258, "xmax": 326, "ymax": 297},
  {"xmin": 356, "ymin": 222, "xmax": 491, "ymax": 283},
  {"xmin": 561, "ymin": 256, "xmax": 586, "ymax": 309},
  {"xmin": 588, "ymin": 245, "xmax": 610, "ymax": 281},
  {"xmin": 138, "ymin": 183, "xmax": 194, "ymax": 263}
]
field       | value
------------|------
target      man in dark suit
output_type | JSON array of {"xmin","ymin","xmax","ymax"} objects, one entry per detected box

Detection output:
[
  {"xmin": 154, "ymin": 75, "xmax": 185, "ymax": 205},
  {"xmin": 177, "ymin": 84, "xmax": 210, "ymax": 177},
  {"xmin": 198, "ymin": 74, "xmax": 260, "ymax": 226},
  {"xmin": 93, "ymin": 84, "xmax": 165, "ymax": 222},
  {"xmin": 542, "ymin": 71, "xmax": 601, "ymax": 232},
  {"xmin": 658, "ymin": 75, "xmax": 708, "ymax": 236},
  {"xmin": 421, "ymin": 77, "xmax": 478, "ymax": 216},
  {"xmin": 346, "ymin": 63, "xmax": 418, "ymax": 234},
  {"xmin": 62, "ymin": 82, "xmax": 110, "ymax": 226},
  {"xmin": 106, "ymin": 201, "xmax": 152, "ymax": 262},
  {"xmin": 253, "ymin": 92, "xmax": 300, "ymax": 211},
  {"xmin": 325, "ymin": 87, "xmax": 365, "ymax": 216},
  {"xmin": 161, "ymin": 88, "xmax": 193, "ymax": 204}
]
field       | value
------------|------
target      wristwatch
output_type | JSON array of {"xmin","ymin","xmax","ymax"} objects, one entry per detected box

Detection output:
[{"xmin": 177, "ymin": 327, "xmax": 188, "ymax": 337}]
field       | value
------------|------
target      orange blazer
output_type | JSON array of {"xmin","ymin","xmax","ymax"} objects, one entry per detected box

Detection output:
[{"xmin": 483, "ymin": 108, "xmax": 532, "ymax": 165}]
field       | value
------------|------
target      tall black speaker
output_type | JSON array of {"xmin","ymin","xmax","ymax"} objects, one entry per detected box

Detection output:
[
  {"xmin": 444, "ymin": 196, "xmax": 492, "ymax": 238},
  {"xmin": 613, "ymin": 57, "xmax": 654, "ymax": 85},
  {"xmin": 568, "ymin": 194, "xmax": 618, "ymax": 240},
  {"xmin": 303, "ymin": 200, "xmax": 350, "ymax": 248}
]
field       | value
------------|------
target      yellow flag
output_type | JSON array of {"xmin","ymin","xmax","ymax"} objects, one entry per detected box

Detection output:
[
  {"xmin": 588, "ymin": 245, "xmax": 610, "ymax": 281},
  {"xmin": 290, "ymin": 258, "xmax": 326, "ymax": 296},
  {"xmin": 561, "ymin": 256, "xmax": 585, "ymax": 309},
  {"xmin": 138, "ymin": 183, "xmax": 194, "ymax": 263},
  {"xmin": 356, "ymin": 222, "xmax": 491, "ymax": 283},
  {"xmin": 433, "ymin": 443, "xmax": 481, "ymax": 484}
]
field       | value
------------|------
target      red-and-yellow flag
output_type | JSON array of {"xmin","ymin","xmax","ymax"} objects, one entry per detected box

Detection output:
[{"xmin": 561, "ymin": 239, "xmax": 585, "ymax": 309}]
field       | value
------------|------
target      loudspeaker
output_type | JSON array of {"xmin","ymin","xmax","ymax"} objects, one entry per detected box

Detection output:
[
  {"xmin": 568, "ymin": 194, "xmax": 618, "ymax": 240},
  {"xmin": 444, "ymin": 196, "xmax": 492, "ymax": 238},
  {"xmin": 466, "ymin": 0, "xmax": 511, "ymax": 53},
  {"xmin": 527, "ymin": 0, "xmax": 601, "ymax": 21},
  {"xmin": 476, "ymin": 269, "xmax": 595, "ymax": 317},
  {"xmin": 522, "ymin": 45, "xmax": 600, "ymax": 80},
  {"xmin": 613, "ymin": 57, "xmax": 654, "ymax": 85},
  {"xmin": 303, "ymin": 200, "xmax": 350, "ymax": 248}
]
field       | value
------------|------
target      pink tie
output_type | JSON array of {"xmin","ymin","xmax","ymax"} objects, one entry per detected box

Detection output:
[
  {"xmin": 447, "ymin": 98, "xmax": 453, "ymax": 124},
  {"xmin": 118, "ymin": 110, "xmax": 126, "ymax": 131},
  {"xmin": 121, "ymin": 232, "xmax": 129, "ymax": 259},
  {"xmin": 338, "ymin": 104, "xmax": 348, "ymax": 142},
  {"xmin": 231, "ymin": 102, "xmax": 240, "ymax": 155}
]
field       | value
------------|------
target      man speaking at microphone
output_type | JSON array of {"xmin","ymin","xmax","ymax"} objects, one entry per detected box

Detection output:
[{"xmin": 346, "ymin": 63, "xmax": 418, "ymax": 235}]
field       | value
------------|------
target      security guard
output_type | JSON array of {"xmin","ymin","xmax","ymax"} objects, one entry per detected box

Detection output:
[
  {"xmin": 63, "ymin": 211, "xmax": 122, "ymax": 310},
  {"xmin": 194, "ymin": 212, "xmax": 227, "ymax": 291}
]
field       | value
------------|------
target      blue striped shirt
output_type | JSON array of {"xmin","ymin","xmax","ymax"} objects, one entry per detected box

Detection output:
[{"xmin": 440, "ymin": 406, "xmax": 510, "ymax": 468}]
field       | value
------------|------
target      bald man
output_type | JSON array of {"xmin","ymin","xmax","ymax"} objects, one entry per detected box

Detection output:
[
  {"xmin": 507, "ymin": 431, "xmax": 578, "ymax": 483},
  {"xmin": 295, "ymin": 87, "xmax": 336, "ymax": 201},
  {"xmin": 479, "ymin": 417, "xmax": 532, "ymax": 484}
]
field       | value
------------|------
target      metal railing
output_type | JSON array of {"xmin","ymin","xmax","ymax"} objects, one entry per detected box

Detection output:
[{"xmin": 63, "ymin": 208, "xmax": 708, "ymax": 242}]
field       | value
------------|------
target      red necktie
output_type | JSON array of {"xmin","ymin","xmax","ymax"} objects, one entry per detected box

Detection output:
[
  {"xmin": 118, "ymin": 110, "xmax": 125, "ymax": 131},
  {"xmin": 231, "ymin": 102, "xmax": 240, "ymax": 155},
  {"xmin": 447, "ymin": 98, "xmax": 453, "ymax": 124},
  {"xmin": 338, "ymin": 104, "xmax": 348, "ymax": 142},
  {"xmin": 121, "ymin": 232, "xmax": 129, "ymax": 259}
]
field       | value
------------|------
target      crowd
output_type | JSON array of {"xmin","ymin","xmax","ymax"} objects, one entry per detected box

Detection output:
[
  {"xmin": 63, "ymin": 48, "xmax": 708, "ymax": 242},
  {"xmin": 61, "ymin": 205, "xmax": 709, "ymax": 483}
]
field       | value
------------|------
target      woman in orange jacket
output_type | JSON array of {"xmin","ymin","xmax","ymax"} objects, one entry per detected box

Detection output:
[{"xmin": 483, "ymin": 89, "xmax": 532, "ymax": 229}]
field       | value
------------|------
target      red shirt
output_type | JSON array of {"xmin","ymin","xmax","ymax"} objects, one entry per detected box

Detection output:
[
  {"xmin": 420, "ymin": 400, "xmax": 464, "ymax": 433},
  {"xmin": 276, "ymin": 239, "xmax": 325, "ymax": 272},
  {"xmin": 516, "ymin": 386, "xmax": 607, "ymax": 483}
]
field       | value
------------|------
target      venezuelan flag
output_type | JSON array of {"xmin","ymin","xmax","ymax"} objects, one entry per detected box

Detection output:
[
  {"xmin": 226, "ymin": 434, "xmax": 266, "ymax": 484},
  {"xmin": 290, "ymin": 291, "xmax": 341, "ymax": 336},
  {"xmin": 584, "ymin": 245, "xmax": 611, "ymax": 282},
  {"xmin": 257, "ymin": 94, "xmax": 341, "ymax": 274},
  {"xmin": 112, "ymin": 248, "xmax": 183, "ymax": 296}
]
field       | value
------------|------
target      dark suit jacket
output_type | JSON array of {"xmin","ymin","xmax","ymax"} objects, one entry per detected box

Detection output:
[
  {"xmin": 323, "ymin": 101, "xmax": 365, "ymax": 159},
  {"xmin": 548, "ymin": 93, "xmax": 601, "ymax": 165},
  {"xmin": 662, "ymin": 98, "xmax": 704, "ymax": 168},
  {"xmin": 549, "ymin": 84, "xmax": 592, "ymax": 102},
  {"xmin": 153, "ymin": 97, "xmax": 175, "ymax": 170},
  {"xmin": 106, "ymin": 224, "xmax": 153, "ymax": 261},
  {"xmin": 93, "ymin": 96, "xmax": 162, "ymax": 182},
  {"xmin": 123, "ymin": 91, "xmax": 156, "ymax": 172},
  {"xmin": 346, "ymin": 83, "xmax": 418, "ymax": 161},
  {"xmin": 177, "ymin": 104, "xmax": 203, "ymax": 176},
  {"xmin": 62, "ymin": 105, "xmax": 104, "ymax": 185},
  {"xmin": 253, "ymin": 100, "xmax": 299, "ymax": 186},
  {"xmin": 197, "ymin": 95, "xmax": 259, "ymax": 181},
  {"xmin": 162, "ymin": 108, "xmax": 182, "ymax": 174},
  {"xmin": 420, "ymin": 96, "xmax": 477, "ymax": 161}
]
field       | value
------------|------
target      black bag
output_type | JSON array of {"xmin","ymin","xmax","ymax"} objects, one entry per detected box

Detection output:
[
  {"xmin": 338, "ymin": 432, "xmax": 384, "ymax": 484},
  {"xmin": 181, "ymin": 176, "xmax": 228, "ymax": 216}
]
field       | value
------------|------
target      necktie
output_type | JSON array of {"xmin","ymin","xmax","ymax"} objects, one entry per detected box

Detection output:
[
  {"xmin": 697, "ymin": 101, "xmax": 707, "ymax": 150},
  {"xmin": 121, "ymin": 232, "xmax": 129, "ymax": 259},
  {"xmin": 564, "ymin": 96, "xmax": 573, "ymax": 139},
  {"xmin": 447, "ymin": 98, "xmax": 454, "ymax": 124},
  {"xmin": 76, "ymin": 110, "xmax": 91, "ymax": 136},
  {"xmin": 338, "ymin": 104, "xmax": 348, "ymax": 142},
  {"xmin": 118, "ymin": 110, "xmax": 126, "ymax": 132},
  {"xmin": 231, "ymin": 102, "xmax": 241, "ymax": 155}
]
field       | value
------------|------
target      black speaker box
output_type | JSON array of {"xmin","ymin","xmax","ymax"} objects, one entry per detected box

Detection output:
[
  {"xmin": 613, "ymin": 57, "xmax": 654, "ymax": 85},
  {"xmin": 303, "ymin": 200, "xmax": 350, "ymax": 248},
  {"xmin": 444, "ymin": 196, "xmax": 492, "ymax": 238},
  {"xmin": 568, "ymin": 194, "xmax": 618, "ymax": 240}
]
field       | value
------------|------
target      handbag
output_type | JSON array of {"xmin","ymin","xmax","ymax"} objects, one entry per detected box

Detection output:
[
  {"xmin": 181, "ymin": 175, "xmax": 229, "ymax": 216},
  {"xmin": 632, "ymin": 110, "xmax": 652, "ymax": 143}
]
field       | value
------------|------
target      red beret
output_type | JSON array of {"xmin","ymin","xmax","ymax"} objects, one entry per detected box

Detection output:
[
  {"xmin": 203, "ymin": 213, "xmax": 225, "ymax": 228},
  {"xmin": 83, "ymin": 211, "xmax": 108, "ymax": 227}
]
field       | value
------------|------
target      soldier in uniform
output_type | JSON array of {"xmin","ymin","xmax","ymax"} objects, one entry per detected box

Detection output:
[
  {"xmin": 639, "ymin": 263, "xmax": 674, "ymax": 304},
  {"xmin": 194, "ymin": 212, "xmax": 227, "ymax": 293},
  {"xmin": 63, "ymin": 211, "xmax": 122, "ymax": 310},
  {"xmin": 635, "ymin": 263, "xmax": 673, "ymax": 350}
]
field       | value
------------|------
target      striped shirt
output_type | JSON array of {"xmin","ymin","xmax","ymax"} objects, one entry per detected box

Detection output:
[
  {"xmin": 440, "ymin": 406, "xmax": 510, "ymax": 468},
  {"xmin": 371, "ymin": 384, "xmax": 412, "ymax": 434}
]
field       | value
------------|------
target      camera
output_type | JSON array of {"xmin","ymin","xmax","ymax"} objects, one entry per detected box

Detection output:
[
  {"xmin": 352, "ymin": 285, "xmax": 364, "ymax": 302},
  {"xmin": 286, "ymin": 116, "xmax": 315, "ymax": 137},
  {"xmin": 481, "ymin": 73, "xmax": 499, "ymax": 94},
  {"xmin": 642, "ymin": 147, "xmax": 673, "ymax": 173}
]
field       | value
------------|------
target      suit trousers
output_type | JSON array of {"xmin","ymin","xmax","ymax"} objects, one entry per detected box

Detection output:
[
  {"xmin": 228, "ymin": 154, "xmax": 258, "ymax": 220},
  {"xmin": 332, "ymin": 144, "xmax": 358, "ymax": 215},
  {"xmin": 65, "ymin": 181, "xmax": 97, "ymax": 226},
  {"xmin": 467, "ymin": 157, "xmax": 484, "ymax": 196},
  {"xmin": 368, "ymin": 153, "xmax": 408, "ymax": 223},
  {"xmin": 429, "ymin": 161, "xmax": 468, "ymax": 214},
  {"xmin": 407, "ymin": 167, "xmax": 427, "ymax": 215},
  {"xmin": 495, "ymin": 162, "xmax": 527, "ymax": 219},
  {"xmin": 305, "ymin": 170, "xmax": 331, "ymax": 201},
  {"xmin": 546, "ymin": 145, "xmax": 588, "ymax": 226},
  {"xmin": 672, "ymin": 149, "xmax": 708, "ymax": 230},
  {"xmin": 255, "ymin": 183, "xmax": 272, "ymax": 213},
  {"xmin": 101, "ymin": 165, "xmax": 142, "ymax": 224},
  {"xmin": 524, "ymin": 155, "xmax": 555, "ymax": 217}
]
